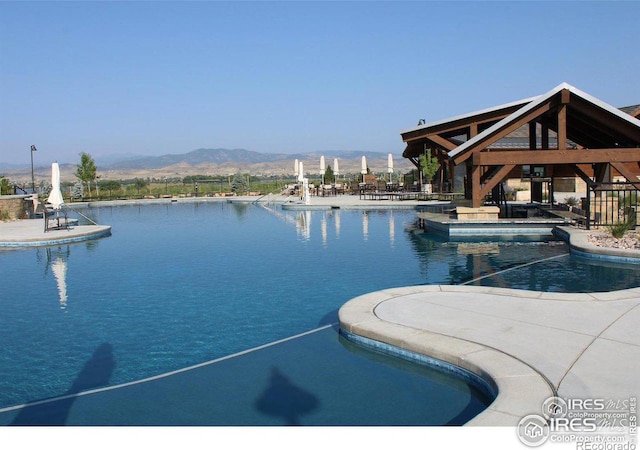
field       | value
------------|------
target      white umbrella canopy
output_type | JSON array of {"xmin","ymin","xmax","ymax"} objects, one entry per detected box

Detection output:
[
  {"xmin": 387, "ymin": 153, "xmax": 394, "ymax": 173},
  {"xmin": 298, "ymin": 161, "xmax": 304, "ymax": 182},
  {"xmin": 47, "ymin": 162, "xmax": 64, "ymax": 210},
  {"xmin": 319, "ymin": 155, "xmax": 325, "ymax": 174},
  {"xmin": 333, "ymin": 158, "xmax": 339, "ymax": 176},
  {"xmin": 294, "ymin": 159, "xmax": 299, "ymax": 178},
  {"xmin": 361, "ymin": 156, "xmax": 367, "ymax": 175}
]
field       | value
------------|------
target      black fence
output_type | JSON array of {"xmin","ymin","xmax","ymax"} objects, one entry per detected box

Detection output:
[{"xmin": 584, "ymin": 182, "xmax": 639, "ymax": 229}]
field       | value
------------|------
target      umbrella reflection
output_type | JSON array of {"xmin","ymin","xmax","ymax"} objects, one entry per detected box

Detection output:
[
  {"xmin": 389, "ymin": 211, "xmax": 395, "ymax": 248},
  {"xmin": 45, "ymin": 246, "xmax": 70, "ymax": 309},
  {"xmin": 362, "ymin": 211, "xmax": 369, "ymax": 241}
]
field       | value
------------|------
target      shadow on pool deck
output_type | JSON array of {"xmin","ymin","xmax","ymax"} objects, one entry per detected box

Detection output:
[{"xmin": 9, "ymin": 343, "xmax": 116, "ymax": 426}]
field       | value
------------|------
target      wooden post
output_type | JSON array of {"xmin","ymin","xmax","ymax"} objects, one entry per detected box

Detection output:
[
  {"xmin": 471, "ymin": 164, "xmax": 482, "ymax": 208},
  {"xmin": 558, "ymin": 104, "xmax": 567, "ymax": 150},
  {"xmin": 529, "ymin": 121, "xmax": 537, "ymax": 149}
]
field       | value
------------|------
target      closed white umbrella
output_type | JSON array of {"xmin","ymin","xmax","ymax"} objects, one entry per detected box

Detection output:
[
  {"xmin": 298, "ymin": 161, "xmax": 304, "ymax": 182},
  {"xmin": 320, "ymin": 155, "xmax": 326, "ymax": 185},
  {"xmin": 387, "ymin": 153, "xmax": 394, "ymax": 173},
  {"xmin": 294, "ymin": 159, "xmax": 299, "ymax": 178},
  {"xmin": 333, "ymin": 158, "xmax": 339, "ymax": 177},
  {"xmin": 361, "ymin": 156, "xmax": 367, "ymax": 174},
  {"xmin": 47, "ymin": 162, "xmax": 64, "ymax": 210}
]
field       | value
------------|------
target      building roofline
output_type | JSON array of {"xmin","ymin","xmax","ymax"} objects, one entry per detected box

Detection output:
[
  {"xmin": 399, "ymin": 96, "xmax": 539, "ymax": 136},
  {"xmin": 448, "ymin": 82, "xmax": 640, "ymax": 159}
]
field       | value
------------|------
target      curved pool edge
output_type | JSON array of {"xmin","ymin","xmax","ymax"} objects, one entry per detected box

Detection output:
[
  {"xmin": 0, "ymin": 223, "xmax": 112, "ymax": 247},
  {"xmin": 553, "ymin": 225, "xmax": 640, "ymax": 264},
  {"xmin": 338, "ymin": 285, "xmax": 640, "ymax": 427}
]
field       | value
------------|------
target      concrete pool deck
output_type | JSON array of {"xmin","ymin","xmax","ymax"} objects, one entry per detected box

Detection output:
[
  {"xmin": 0, "ymin": 218, "xmax": 111, "ymax": 247},
  {"xmin": 339, "ymin": 284, "xmax": 640, "ymax": 426},
  {"xmin": 1, "ymin": 195, "xmax": 638, "ymax": 428}
]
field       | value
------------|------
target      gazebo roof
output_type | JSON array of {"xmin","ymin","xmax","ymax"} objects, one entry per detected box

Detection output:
[
  {"xmin": 400, "ymin": 82, "xmax": 640, "ymax": 208},
  {"xmin": 448, "ymin": 82, "xmax": 640, "ymax": 163}
]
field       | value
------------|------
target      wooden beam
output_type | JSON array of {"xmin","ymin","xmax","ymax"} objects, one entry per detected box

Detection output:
[
  {"xmin": 478, "ymin": 165, "xmax": 516, "ymax": 199},
  {"xmin": 569, "ymin": 164, "xmax": 594, "ymax": 188},
  {"xmin": 469, "ymin": 122, "xmax": 478, "ymax": 139},
  {"xmin": 427, "ymin": 134, "xmax": 458, "ymax": 151},
  {"xmin": 452, "ymin": 100, "xmax": 555, "ymax": 165},
  {"xmin": 610, "ymin": 162, "xmax": 640, "ymax": 189},
  {"xmin": 401, "ymin": 103, "xmax": 527, "ymax": 143},
  {"xmin": 473, "ymin": 148, "xmax": 640, "ymax": 166}
]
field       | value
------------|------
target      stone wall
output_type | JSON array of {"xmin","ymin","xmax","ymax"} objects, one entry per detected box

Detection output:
[{"xmin": 0, "ymin": 195, "xmax": 34, "ymax": 221}]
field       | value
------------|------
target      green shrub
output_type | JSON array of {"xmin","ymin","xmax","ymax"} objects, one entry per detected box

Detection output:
[{"xmin": 607, "ymin": 220, "xmax": 634, "ymax": 239}]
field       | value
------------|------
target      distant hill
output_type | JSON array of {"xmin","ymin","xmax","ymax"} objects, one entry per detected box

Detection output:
[
  {"xmin": 2, "ymin": 148, "xmax": 412, "ymax": 183},
  {"xmin": 104, "ymin": 148, "xmax": 398, "ymax": 170}
]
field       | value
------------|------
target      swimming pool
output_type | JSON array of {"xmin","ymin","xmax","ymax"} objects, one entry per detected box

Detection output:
[{"xmin": 1, "ymin": 202, "xmax": 639, "ymax": 424}]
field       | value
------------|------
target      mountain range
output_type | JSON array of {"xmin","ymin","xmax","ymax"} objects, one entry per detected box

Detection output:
[
  {"xmin": 103, "ymin": 148, "xmax": 398, "ymax": 170},
  {"xmin": 1, "ymin": 148, "xmax": 412, "ymax": 182}
]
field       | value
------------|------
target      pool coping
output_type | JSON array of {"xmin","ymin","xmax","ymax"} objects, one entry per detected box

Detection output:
[
  {"xmin": 338, "ymin": 285, "xmax": 640, "ymax": 427},
  {"xmin": 0, "ymin": 220, "xmax": 112, "ymax": 247}
]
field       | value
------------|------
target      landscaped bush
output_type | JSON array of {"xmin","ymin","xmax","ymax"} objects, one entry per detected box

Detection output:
[{"xmin": 607, "ymin": 220, "xmax": 634, "ymax": 239}]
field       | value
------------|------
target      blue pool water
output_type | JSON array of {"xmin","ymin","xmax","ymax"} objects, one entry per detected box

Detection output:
[{"xmin": 1, "ymin": 202, "xmax": 639, "ymax": 424}]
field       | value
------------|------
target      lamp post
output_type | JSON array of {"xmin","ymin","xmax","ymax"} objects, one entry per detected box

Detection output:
[{"xmin": 30, "ymin": 145, "xmax": 37, "ymax": 194}]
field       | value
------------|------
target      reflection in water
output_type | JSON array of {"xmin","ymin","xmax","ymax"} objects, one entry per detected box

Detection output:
[
  {"xmin": 321, "ymin": 212, "xmax": 327, "ymax": 247},
  {"xmin": 262, "ymin": 207, "xmax": 401, "ymax": 246},
  {"xmin": 44, "ymin": 246, "xmax": 71, "ymax": 309},
  {"xmin": 362, "ymin": 211, "xmax": 368, "ymax": 241},
  {"xmin": 295, "ymin": 210, "xmax": 311, "ymax": 240},
  {"xmin": 51, "ymin": 258, "xmax": 67, "ymax": 309},
  {"xmin": 456, "ymin": 242, "xmax": 500, "ymax": 255},
  {"xmin": 389, "ymin": 211, "xmax": 395, "ymax": 248}
]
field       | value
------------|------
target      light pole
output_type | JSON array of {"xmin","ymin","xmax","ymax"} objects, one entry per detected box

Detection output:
[{"xmin": 30, "ymin": 145, "xmax": 37, "ymax": 194}]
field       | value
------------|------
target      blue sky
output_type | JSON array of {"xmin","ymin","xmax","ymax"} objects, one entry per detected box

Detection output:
[{"xmin": 1, "ymin": 1, "xmax": 638, "ymax": 166}]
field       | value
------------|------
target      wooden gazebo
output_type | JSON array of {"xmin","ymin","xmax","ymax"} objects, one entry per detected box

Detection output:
[{"xmin": 401, "ymin": 82, "xmax": 640, "ymax": 208}]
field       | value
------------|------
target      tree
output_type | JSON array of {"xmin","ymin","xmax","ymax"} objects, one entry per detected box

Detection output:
[
  {"xmin": 98, "ymin": 179, "xmax": 122, "ymax": 198},
  {"xmin": 419, "ymin": 151, "xmax": 440, "ymax": 184},
  {"xmin": 324, "ymin": 165, "xmax": 335, "ymax": 184},
  {"xmin": 133, "ymin": 178, "xmax": 148, "ymax": 195},
  {"xmin": 75, "ymin": 152, "xmax": 97, "ymax": 197},
  {"xmin": 0, "ymin": 176, "xmax": 12, "ymax": 195},
  {"xmin": 231, "ymin": 173, "xmax": 248, "ymax": 194}
]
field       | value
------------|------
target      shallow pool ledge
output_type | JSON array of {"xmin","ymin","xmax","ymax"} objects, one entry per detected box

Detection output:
[
  {"xmin": 0, "ymin": 221, "xmax": 112, "ymax": 247},
  {"xmin": 338, "ymin": 285, "xmax": 640, "ymax": 426}
]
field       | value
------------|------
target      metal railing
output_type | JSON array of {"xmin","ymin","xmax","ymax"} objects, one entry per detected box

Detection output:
[{"xmin": 585, "ymin": 182, "xmax": 639, "ymax": 229}]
